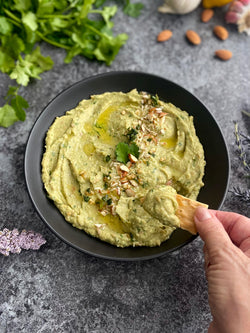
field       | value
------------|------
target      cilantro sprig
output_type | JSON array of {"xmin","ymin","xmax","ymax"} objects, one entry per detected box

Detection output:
[
  {"xmin": 0, "ymin": 86, "xmax": 29, "ymax": 127},
  {"xmin": 0, "ymin": 0, "xmax": 143, "ymax": 127},
  {"xmin": 115, "ymin": 142, "xmax": 139, "ymax": 164}
]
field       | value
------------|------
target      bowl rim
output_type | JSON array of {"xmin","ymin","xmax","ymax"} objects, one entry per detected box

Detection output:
[{"xmin": 24, "ymin": 70, "xmax": 231, "ymax": 261}]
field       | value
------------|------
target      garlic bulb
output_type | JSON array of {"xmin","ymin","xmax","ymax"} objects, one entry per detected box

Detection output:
[
  {"xmin": 225, "ymin": 0, "xmax": 250, "ymax": 35},
  {"xmin": 158, "ymin": 0, "xmax": 202, "ymax": 14}
]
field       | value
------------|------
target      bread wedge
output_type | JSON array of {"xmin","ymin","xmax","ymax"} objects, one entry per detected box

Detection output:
[{"xmin": 176, "ymin": 194, "xmax": 208, "ymax": 234}]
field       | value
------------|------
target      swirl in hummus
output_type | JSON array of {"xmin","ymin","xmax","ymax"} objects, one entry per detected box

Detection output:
[{"xmin": 42, "ymin": 89, "xmax": 205, "ymax": 247}]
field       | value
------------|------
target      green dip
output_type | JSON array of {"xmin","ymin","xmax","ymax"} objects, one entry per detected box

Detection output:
[{"xmin": 42, "ymin": 89, "xmax": 205, "ymax": 247}]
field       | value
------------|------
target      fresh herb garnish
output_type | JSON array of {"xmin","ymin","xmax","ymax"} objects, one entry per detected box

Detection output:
[
  {"xmin": 84, "ymin": 195, "xmax": 90, "ymax": 202},
  {"xmin": 105, "ymin": 155, "xmax": 111, "ymax": 162},
  {"xmin": 126, "ymin": 127, "xmax": 138, "ymax": 142},
  {"xmin": 115, "ymin": 142, "xmax": 139, "ymax": 164},
  {"xmin": 103, "ymin": 173, "xmax": 111, "ymax": 180},
  {"xmin": 151, "ymin": 94, "xmax": 159, "ymax": 106},
  {"xmin": 102, "ymin": 194, "xmax": 109, "ymax": 202},
  {"xmin": 0, "ymin": 0, "xmax": 143, "ymax": 127},
  {"xmin": 107, "ymin": 198, "xmax": 112, "ymax": 205},
  {"xmin": 102, "ymin": 195, "xmax": 112, "ymax": 205},
  {"xmin": 0, "ymin": 86, "xmax": 29, "ymax": 127},
  {"xmin": 96, "ymin": 0, "xmax": 144, "ymax": 17}
]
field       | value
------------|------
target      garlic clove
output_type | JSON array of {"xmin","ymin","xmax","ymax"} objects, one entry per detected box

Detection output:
[
  {"xmin": 158, "ymin": 0, "xmax": 202, "ymax": 15},
  {"xmin": 225, "ymin": 0, "xmax": 250, "ymax": 35}
]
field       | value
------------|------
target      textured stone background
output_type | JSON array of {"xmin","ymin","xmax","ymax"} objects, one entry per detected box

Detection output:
[{"xmin": 0, "ymin": 1, "xmax": 249, "ymax": 332}]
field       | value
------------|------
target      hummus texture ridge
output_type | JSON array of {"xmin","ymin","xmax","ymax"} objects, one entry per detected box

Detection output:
[{"xmin": 42, "ymin": 89, "xmax": 205, "ymax": 247}]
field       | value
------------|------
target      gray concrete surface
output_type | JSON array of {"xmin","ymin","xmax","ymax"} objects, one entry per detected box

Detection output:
[{"xmin": 0, "ymin": 1, "xmax": 249, "ymax": 332}]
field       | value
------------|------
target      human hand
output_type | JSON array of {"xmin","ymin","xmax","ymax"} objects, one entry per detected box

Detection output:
[{"xmin": 194, "ymin": 207, "xmax": 250, "ymax": 333}]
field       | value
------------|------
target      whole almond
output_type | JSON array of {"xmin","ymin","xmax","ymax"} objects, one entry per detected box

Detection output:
[
  {"xmin": 213, "ymin": 26, "xmax": 229, "ymax": 40},
  {"xmin": 201, "ymin": 9, "xmax": 214, "ymax": 22},
  {"xmin": 157, "ymin": 30, "xmax": 173, "ymax": 42},
  {"xmin": 215, "ymin": 49, "xmax": 232, "ymax": 61},
  {"xmin": 186, "ymin": 30, "xmax": 201, "ymax": 45}
]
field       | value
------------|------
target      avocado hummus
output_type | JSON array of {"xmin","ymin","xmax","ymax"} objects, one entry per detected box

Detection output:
[{"xmin": 42, "ymin": 89, "xmax": 205, "ymax": 247}]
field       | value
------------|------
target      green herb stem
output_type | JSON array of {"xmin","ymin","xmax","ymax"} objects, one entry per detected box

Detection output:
[
  {"xmin": 3, "ymin": 8, "xmax": 22, "ymax": 24},
  {"xmin": 5, "ymin": 17, "xmax": 22, "ymax": 29},
  {"xmin": 36, "ymin": 31, "xmax": 71, "ymax": 50},
  {"xmin": 37, "ymin": 14, "xmax": 72, "ymax": 19},
  {"xmin": 85, "ymin": 23, "xmax": 107, "ymax": 39}
]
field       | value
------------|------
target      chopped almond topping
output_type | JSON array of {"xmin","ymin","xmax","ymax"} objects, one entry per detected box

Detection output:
[
  {"xmin": 120, "ymin": 165, "xmax": 130, "ymax": 172},
  {"xmin": 158, "ymin": 112, "xmax": 167, "ymax": 118},
  {"xmin": 129, "ymin": 179, "xmax": 138, "ymax": 187},
  {"xmin": 126, "ymin": 188, "xmax": 135, "ymax": 197},
  {"xmin": 128, "ymin": 154, "xmax": 138, "ymax": 163}
]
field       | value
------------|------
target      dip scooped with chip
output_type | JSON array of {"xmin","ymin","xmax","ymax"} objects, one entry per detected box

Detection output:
[{"xmin": 42, "ymin": 90, "xmax": 206, "ymax": 247}]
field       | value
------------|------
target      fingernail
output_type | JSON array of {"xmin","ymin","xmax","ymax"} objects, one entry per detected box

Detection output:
[{"xmin": 195, "ymin": 207, "xmax": 211, "ymax": 222}]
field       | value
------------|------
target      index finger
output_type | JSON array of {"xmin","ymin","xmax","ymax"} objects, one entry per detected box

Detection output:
[{"xmin": 210, "ymin": 210, "xmax": 250, "ymax": 247}]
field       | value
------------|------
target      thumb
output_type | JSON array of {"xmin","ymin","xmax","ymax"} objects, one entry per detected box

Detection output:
[{"xmin": 194, "ymin": 207, "xmax": 231, "ymax": 254}]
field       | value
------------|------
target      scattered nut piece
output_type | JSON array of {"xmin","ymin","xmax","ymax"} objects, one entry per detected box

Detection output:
[
  {"xmin": 128, "ymin": 153, "xmax": 138, "ymax": 163},
  {"xmin": 215, "ymin": 49, "xmax": 232, "ymax": 61},
  {"xmin": 213, "ymin": 25, "xmax": 229, "ymax": 40},
  {"xmin": 157, "ymin": 30, "xmax": 173, "ymax": 42},
  {"xmin": 129, "ymin": 179, "xmax": 138, "ymax": 187},
  {"xmin": 201, "ymin": 9, "xmax": 214, "ymax": 22},
  {"xmin": 126, "ymin": 188, "xmax": 135, "ymax": 197},
  {"xmin": 186, "ymin": 30, "xmax": 201, "ymax": 45},
  {"xmin": 120, "ymin": 165, "xmax": 130, "ymax": 172}
]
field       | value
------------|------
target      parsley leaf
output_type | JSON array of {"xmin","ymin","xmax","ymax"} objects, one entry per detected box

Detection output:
[
  {"xmin": 0, "ymin": 17, "xmax": 13, "ymax": 35},
  {"xmin": 126, "ymin": 127, "xmax": 138, "ymax": 141},
  {"xmin": 0, "ymin": 0, "xmax": 143, "ymax": 127},
  {"xmin": 22, "ymin": 11, "xmax": 38, "ymax": 31},
  {"xmin": 0, "ymin": 105, "xmax": 19, "ymax": 128},
  {"xmin": 115, "ymin": 142, "xmax": 139, "ymax": 164},
  {"xmin": 94, "ymin": 33, "xmax": 128, "ymax": 65},
  {"xmin": 123, "ymin": 1, "xmax": 144, "ymax": 17},
  {"xmin": 0, "ymin": 50, "xmax": 15, "ymax": 73},
  {"xmin": 0, "ymin": 86, "xmax": 29, "ymax": 127},
  {"xmin": 151, "ymin": 94, "xmax": 159, "ymax": 106},
  {"xmin": 10, "ymin": 95, "xmax": 28, "ymax": 121},
  {"xmin": 10, "ymin": 47, "xmax": 54, "ymax": 86}
]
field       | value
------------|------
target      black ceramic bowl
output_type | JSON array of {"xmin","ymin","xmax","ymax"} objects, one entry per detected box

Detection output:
[{"xmin": 24, "ymin": 71, "xmax": 230, "ymax": 260}]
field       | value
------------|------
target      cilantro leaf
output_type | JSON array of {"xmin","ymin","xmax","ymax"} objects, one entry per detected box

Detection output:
[
  {"xmin": 0, "ymin": 50, "xmax": 15, "ymax": 73},
  {"xmin": 6, "ymin": 86, "xmax": 19, "ymax": 97},
  {"xmin": 151, "ymin": 94, "xmax": 159, "ymax": 106},
  {"xmin": 12, "ymin": 0, "xmax": 32, "ymax": 12},
  {"xmin": 115, "ymin": 142, "xmax": 139, "ymax": 164},
  {"xmin": 94, "ymin": 33, "xmax": 128, "ymax": 66},
  {"xmin": 1, "ymin": 34, "xmax": 25, "ymax": 60},
  {"xmin": 126, "ymin": 127, "xmax": 138, "ymax": 142},
  {"xmin": 94, "ymin": 0, "xmax": 107, "ymax": 7},
  {"xmin": 10, "ymin": 95, "xmax": 28, "ymax": 121},
  {"xmin": 22, "ymin": 11, "xmax": 38, "ymax": 31},
  {"xmin": 128, "ymin": 142, "xmax": 139, "ymax": 158},
  {"xmin": 0, "ymin": 86, "xmax": 29, "ymax": 127},
  {"xmin": 116, "ymin": 142, "xmax": 129, "ymax": 164},
  {"xmin": 102, "ymin": 6, "xmax": 117, "ymax": 27},
  {"xmin": 0, "ymin": 0, "xmax": 143, "ymax": 128},
  {"xmin": 0, "ymin": 16, "xmax": 13, "ymax": 35},
  {"xmin": 0, "ymin": 104, "xmax": 19, "ymax": 128},
  {"xmin": 10, "ymin": 47, "xmax": 54, "ymax": 86},
  {"xmin": 123, "ymin": 1, "xmax": 144, "ymax": 18}
]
